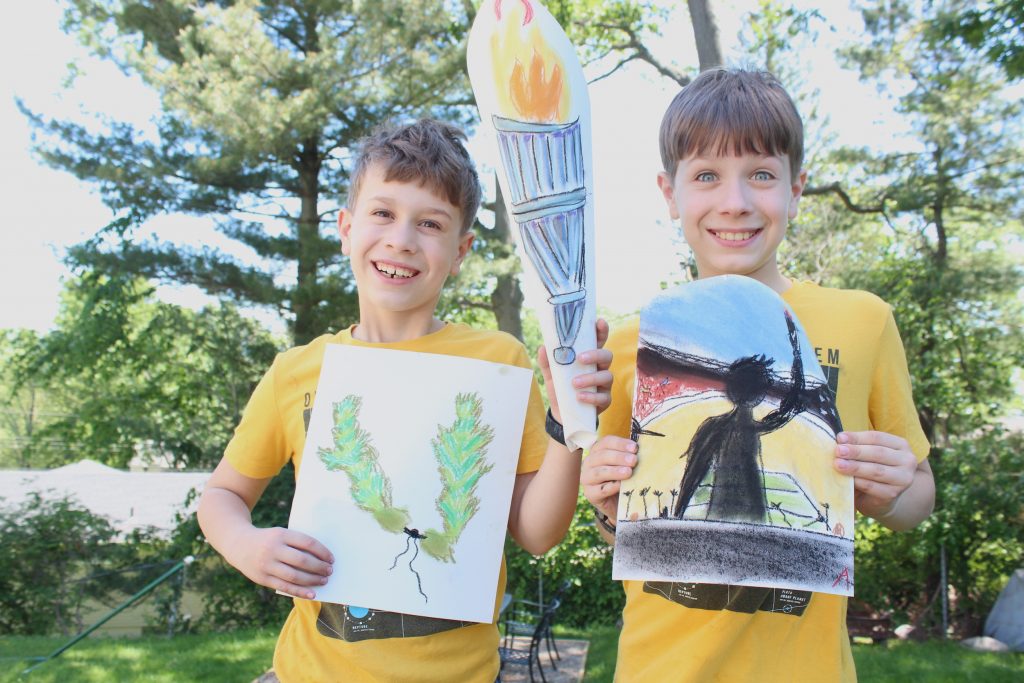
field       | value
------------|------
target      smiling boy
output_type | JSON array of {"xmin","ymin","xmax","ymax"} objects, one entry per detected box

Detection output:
[
  {"xmin": 582, "ymin": 69, "xmax": 934, "ymax": 681},
  {"xmin": 198, "ymin": 119, "xmax": 611, "ymax": 682}
]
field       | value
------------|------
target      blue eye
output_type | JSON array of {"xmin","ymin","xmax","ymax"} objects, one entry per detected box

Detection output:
[
  {"xmin": 695, "ymin": 171, "xmax": 717, "ymax": 182},
  {"xmin": 752, "ymin": 170, "xmax": 775, "ymax": 181}
]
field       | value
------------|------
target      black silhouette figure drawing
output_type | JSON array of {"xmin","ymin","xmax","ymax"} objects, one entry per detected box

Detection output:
[
  {"xmin": 612, "ymin": 276, "xmax": 853, "ymax": 596},
  {"xmin": 673, "ymin": 311, "xmax": 805, "ymax": 523}
]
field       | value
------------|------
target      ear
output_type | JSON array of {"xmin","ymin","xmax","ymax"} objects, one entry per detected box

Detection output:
[
  {"xmin": 657, "ymin": 172, "xmax": 680, "ymax": 221},
  {"xmin": 450, "ymin": 230, "xmax": 475, "ymax": 276},
  {"xmin": 338, "ymin": 208, "xmax": 353, "ymax": 256},
  {"xmin": 788, "ymin": 169, "xmax": 808, "ymax": 220}
]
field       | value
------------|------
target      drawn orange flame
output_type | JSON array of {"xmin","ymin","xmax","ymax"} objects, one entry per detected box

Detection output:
[
  {"xmin": 510, "ymin": 51, "xmax": 563, "ymax": 122},
  {"xmin": 489, "ymin": 0, "xmax": 572, "ymax": 122}
]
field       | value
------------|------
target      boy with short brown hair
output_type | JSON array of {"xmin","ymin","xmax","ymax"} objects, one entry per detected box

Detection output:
[
  {"xmin": 199, "ymin": 118, "xmax": 612, "ymax": 682},
  {"xmin": 583, "ymin": 69, "xmax": 934, "ymax": 681}
]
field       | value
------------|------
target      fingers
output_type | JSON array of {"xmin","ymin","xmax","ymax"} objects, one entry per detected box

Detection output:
[
  {"xmin": 835, "ymin": 437, "xmax": 915, "ymax": 478},
  {"xmin": 595, "ymin": 318, "xmax": 610, "ymax": 349},
  {"xmin": 247, "ymin": 528, "xmax": 335, "ymax": 600},
  {"xmin": 288, "ymin": 529, "xmax": 335, "ymax": 565},
  {"xmin": 539, "ymin": 345, "xmax": 614, "ymax": 418},
  {"xmin": 572, "ymin": 367, "xmax": 613, "ymax": 410},
  {"xmin": 837, "ymin": 457, "xmax": 915, "ymax": 490},
  {"xmin": 837, "ymin": 430, "xmax": 911, "ymax": 452},
  {"xmin": 577, "ymin": 347, "xmax": 612, "ymax": 371},
  {"xmin": 536, "ymin": 344, "xmax": 550, "ymax": 372},
  {"xmin": 581, "ymin": 437, "xmax": 637, "ymax": 508},
  {"xmin": 834, "ymin": 431, "xmax": 916, "ymax": 515}
]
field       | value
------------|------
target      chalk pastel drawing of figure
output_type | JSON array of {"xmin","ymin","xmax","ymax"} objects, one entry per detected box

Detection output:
[{"xmin": 674, "ymin": 310, "xmax": 805, "ymax": 523}]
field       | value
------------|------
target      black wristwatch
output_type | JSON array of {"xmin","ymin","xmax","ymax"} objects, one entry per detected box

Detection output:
[
  {"xmin": 545, "ymin": 408, "xmax": 566, "ymax": 446},
  {"xmin": 593, "ymin": 505, "xmax": 617, "ymax": 533}
]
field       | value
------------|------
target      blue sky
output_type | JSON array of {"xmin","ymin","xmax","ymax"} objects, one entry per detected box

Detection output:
[{"xmin": 640, "ymin": 275, "xmax": 824, "ymax": 384}]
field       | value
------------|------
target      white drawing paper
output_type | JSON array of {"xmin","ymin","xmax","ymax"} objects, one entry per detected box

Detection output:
[
  {"xmin": 288, "ymin": 344, "xmax": 533, "ymax": 622},
  {"xmin": 613, "ymin": 276, "xmax": 854, "ymax": 596}
]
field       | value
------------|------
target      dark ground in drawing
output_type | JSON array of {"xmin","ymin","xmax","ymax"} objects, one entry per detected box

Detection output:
[{"xmin": 615, "ymin": 518, "xmax": 854, "ymax": 593}]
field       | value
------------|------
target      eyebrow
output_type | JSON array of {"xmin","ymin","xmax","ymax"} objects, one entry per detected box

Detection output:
[
  {"xmin": 687, "ymin": 154, "xmax": 783, "ymax": 163},
  {"xmin": 366, "ymin": 196, "xmax": 454, "ymax": 220}
]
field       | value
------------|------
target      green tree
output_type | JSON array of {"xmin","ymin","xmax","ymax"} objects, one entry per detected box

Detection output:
[
  {"xmin": 7, "ymin": 273, "xmax": 279, "ymax": 469},
  {"xmin": 805, "ymin": 0, "xmax": 1024, "ymax": 633},
  {"xmin": 26, "ymin": 0, "xmax": 474, "ymax": 344},
  {"xmin": 0, "ymin": 330, "xmax": 53, "ymax": 468},
  {"xmin": 925, "ymin": 0, "xmax": 1024, "ymax": 80},
  {"xmin": 836, "ymin": 0, "xmax": 1024, "ymax": 445}
]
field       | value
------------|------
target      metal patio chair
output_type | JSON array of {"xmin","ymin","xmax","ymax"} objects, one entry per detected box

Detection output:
[{"xmin": 498, "ymin": 597, "xmax": 561, "ymax": 683}]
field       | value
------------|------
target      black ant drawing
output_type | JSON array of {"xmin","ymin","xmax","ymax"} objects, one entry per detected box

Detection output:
[{"xmin": 673, "ymin": 310, "xmax": 806, "ymax": 523}]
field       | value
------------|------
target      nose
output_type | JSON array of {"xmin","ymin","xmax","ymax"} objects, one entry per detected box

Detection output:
[
  {"xmin": 385, "ymin": 219, "xmax": 417, "ymax": 252},
  {"xmin": 718, "ymin": 178, "xmax": 752, "ymax": 215}
]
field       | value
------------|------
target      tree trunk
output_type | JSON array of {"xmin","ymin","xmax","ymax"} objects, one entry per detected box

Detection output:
[
  {"xmin": 490, "ymin": 181, "xmax": 525, "ymax": 341},
  {"xmin": 294, "ymin": 136, "xmax": 322, "ymax": 345},
  {"xmin": 687, "ymin": 0, "xmax": 723, "ymax": 71}
]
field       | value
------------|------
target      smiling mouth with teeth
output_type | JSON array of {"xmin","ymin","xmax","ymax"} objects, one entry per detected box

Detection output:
[
  {"xmin": 374, "ymin": 261, "xmax": 418, "ymax": 279},
  {"xmin": 710, "ymin": 229, "xmax": 760, "ymax": 242}
]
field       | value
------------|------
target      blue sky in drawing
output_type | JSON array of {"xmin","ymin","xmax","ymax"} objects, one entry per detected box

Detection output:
[{"xmin": 639, "ymin": 275, "xmax": 826, "ymax": 384}]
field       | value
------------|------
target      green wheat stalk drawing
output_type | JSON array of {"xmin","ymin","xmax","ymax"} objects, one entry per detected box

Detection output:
[
  {"xmin": 421, "ymin": 392, "xmax": 495, "ymax": 563},
  {"xmin": 318, "ymin": 395, "xmax": 411, "ymax": 533},
  {"xmin": 317, "ymin": 392, "xmax": 494, "ymax": 600}
]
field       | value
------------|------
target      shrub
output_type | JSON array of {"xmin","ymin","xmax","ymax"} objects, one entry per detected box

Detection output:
[
  {"xmin": 0, "ymin": 491, "xmax": 122, "ymax": 635},
  {"xmin": 505, "ymin": 493, "xmax": 624, "ymax": 628},
  {"xmin": 169, "ymin": 465, "xmax": 296, "ymax": 630},
  {"xmin": 854, "ymin": 429, "xmax": 1024, "ymax": 634}
]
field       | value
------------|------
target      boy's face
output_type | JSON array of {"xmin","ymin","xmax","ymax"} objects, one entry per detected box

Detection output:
[
  {"xmin": 339, "ymin": 163, "xmax": 473, "ymax": 325},
  {"xmin": 657, "ymin": 153, "xmax": 807, "ymax": 290}
]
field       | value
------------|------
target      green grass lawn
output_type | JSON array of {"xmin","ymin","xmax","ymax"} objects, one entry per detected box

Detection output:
[
  {"xmin": 852, "ymin": 639, "xmax": 1024, "ymax": 682},
  {"xmin": 2, "ymin": 629, "xmax": 1022, "ymax": 682},
  {"xmin": 562, "ymin": 629, "xmax": 1024, "ymax": 683},
  {"xmin": 0, "ymin": 629, "xmax": 278, "ymax": 683}
]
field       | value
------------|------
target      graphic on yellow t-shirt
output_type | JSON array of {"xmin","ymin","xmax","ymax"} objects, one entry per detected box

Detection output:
[
  {"xmin": 318, "ymin": 393, "xmax": 494, "ymax": 603},
  {"xmin": 613, "ymin": 276, "xmax": 855, "ymax": 596}
]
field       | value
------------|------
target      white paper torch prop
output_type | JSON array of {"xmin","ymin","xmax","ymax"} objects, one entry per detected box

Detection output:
[{"xmin": 468, "ymin": 0, "xmax": 597, "ymax": 450}]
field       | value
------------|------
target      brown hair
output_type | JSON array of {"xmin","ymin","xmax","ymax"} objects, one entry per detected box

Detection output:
[
  {"xmin": 348, "ymin": 119, "xmax": 482, "ymax": 233},
  {"xmin": 659, "ymin": 69, "xmax": 804, "ymax": 180}
]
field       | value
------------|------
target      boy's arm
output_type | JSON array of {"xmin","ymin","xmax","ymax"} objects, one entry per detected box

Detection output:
[
  {"xmin": 834, "ymin": 430, "xmax": 935, "ymax": 531},
  {"xmin": 198, "ymin": 458, "xmax": 334, "ymax": 599},
  {"xmin": 758, "ymin": 311, "xmax": 806, "ymax": 434},
  {"xmin": 507, "ymin": 321, "xmax": 612, "ymax": 555},
  {"xmin": 579, "ymin": 320, "xmax": 639, "ymax": 546},
  {"xmin": 836, "ymin": 307, "xmax": 934, "ymax": 531}
]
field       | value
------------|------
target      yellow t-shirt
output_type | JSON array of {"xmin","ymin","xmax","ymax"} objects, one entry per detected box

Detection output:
[
  {"xmin": 598, "ymin": 281, "xmax": 929, "ymax": 683},
  {"xmin": 224, "ymin": 322, "xmax": 547, "ymax": 683}
]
